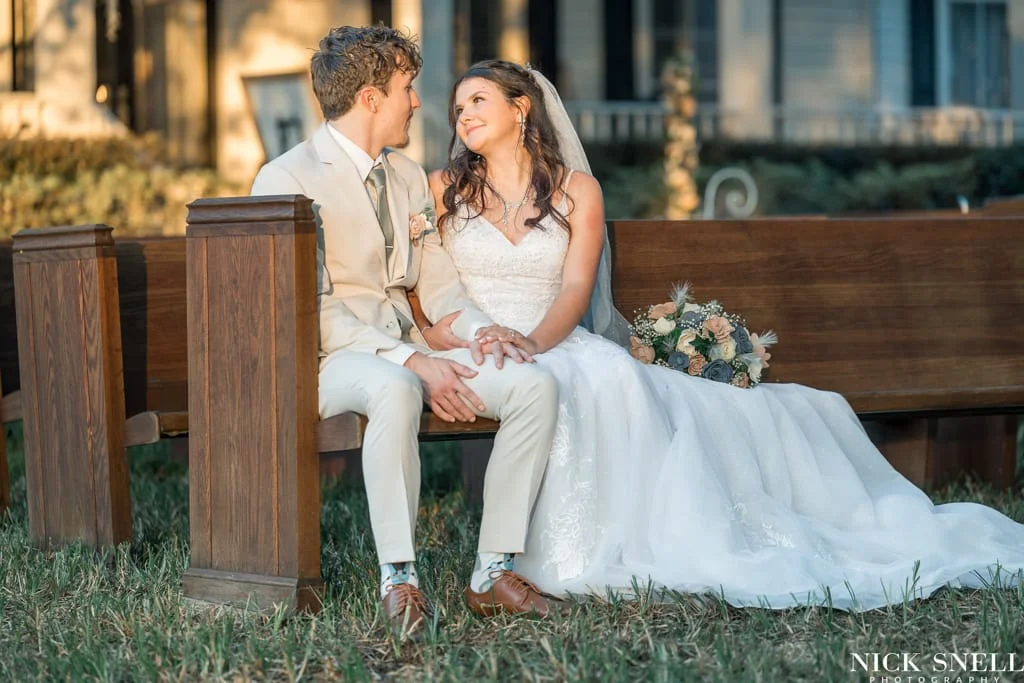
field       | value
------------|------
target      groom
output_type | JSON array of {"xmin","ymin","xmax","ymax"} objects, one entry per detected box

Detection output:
[{"xmin": 250, "ymin": 25, "xmax": 562, "ymax": 635}]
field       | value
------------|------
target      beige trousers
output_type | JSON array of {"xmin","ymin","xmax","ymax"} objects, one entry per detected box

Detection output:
[{"xmin": 318, "ymin": 347, "xmax": 558, "ymax": 564}]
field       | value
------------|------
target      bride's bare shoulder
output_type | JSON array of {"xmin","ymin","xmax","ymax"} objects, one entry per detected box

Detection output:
[
  {"xmin": 563, "ymin": 170, "xmax": 602, "ymax": 211},
  {"xmin": 565, "ymin": 170, "xmax": 600, "ymax": 195},
  {"xmin": 427, "ymin": 169, "xmax": 450, "ymax": 213}
]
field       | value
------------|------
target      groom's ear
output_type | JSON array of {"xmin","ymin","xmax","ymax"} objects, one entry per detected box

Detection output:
[{"xmin": 357, "ymin": 86, "xmax": 380, "ymax": 113}]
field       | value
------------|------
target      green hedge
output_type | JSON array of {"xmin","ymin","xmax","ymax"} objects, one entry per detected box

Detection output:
[
  {"xmin": 0, "ymin": 136, "xmax": 241, "ymax": 238},
  {"xmin": 6, "ymin": 137, "xmax": 1024, "ymax": 235},
  {"xmin": 592, "ymin": 143, "xmax": 1024, "ymax": 219}
]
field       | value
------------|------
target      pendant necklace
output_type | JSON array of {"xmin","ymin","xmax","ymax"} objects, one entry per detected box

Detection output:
[{"xmin": 492, "ymin": 184, "xmax": 531, "ymax": 226}]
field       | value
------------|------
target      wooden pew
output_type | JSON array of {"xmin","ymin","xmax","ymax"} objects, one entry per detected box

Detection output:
[
  {"xmin": 12, "ymin": 227, "xmax": 132, "ymax": 546},
  {"xmin": 1, "ymin": 236, "xmax": 189, "ymax": 442},
  {"xmin": 6, "ymin": 211, "xmax": 497, "ymax": 607},
  {"xmin": 611, "ymin": 217, "xmax": 1023, "ymax": 488},
  {"xmin": 180, "ymin": 197, "xmax": 502, "ymax": 612},
  {"xmin": 5, "ymin": 230, "xmax": 195, "ymax": 547},
  {"xmin": 180, "ymin": 198, "xmax": 1023, "ymax": 612},
  {"xmin": 5, "ymin": 224, "xmax": 490, "ymax": 553},
  {"xmin": 9, "ymin": 200, "xmax": 1023, "ymax": 612}
]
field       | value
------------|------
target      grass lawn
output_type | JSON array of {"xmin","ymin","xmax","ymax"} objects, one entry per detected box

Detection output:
[{"xmin": 1, "ymin": 422, "xmax": 1023, "ymax": 682}]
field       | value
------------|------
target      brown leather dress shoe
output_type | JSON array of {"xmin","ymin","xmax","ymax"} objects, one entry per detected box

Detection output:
[
  {"xmin": 464, "ymin": 570, "xmax": 567, "ymax": 618},
  {"xmin": 383, "ymin": 583, "xmax": 432, "ymax": 638}
]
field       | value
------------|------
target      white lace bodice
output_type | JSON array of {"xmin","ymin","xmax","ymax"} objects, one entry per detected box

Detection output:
[{"xmin": 444, "ymin": 209, "xmax": 569, "ymax": 334}]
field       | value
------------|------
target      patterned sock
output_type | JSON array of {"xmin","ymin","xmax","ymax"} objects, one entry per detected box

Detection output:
[
  {"xmin": 380, "ymin": 561, "xmax": 419, "ymax": 599},
  {"xmin": 470, "ymin": 552, "xmax": 514, "ymax": 593}
]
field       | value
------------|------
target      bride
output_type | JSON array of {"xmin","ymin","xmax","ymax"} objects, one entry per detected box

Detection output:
[{"xmin": 419, "ymin": 60, "xmax": 1024, "ymax": 610}]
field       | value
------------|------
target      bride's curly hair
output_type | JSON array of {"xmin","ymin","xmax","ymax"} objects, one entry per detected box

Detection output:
[{"xmin": 438, "ymin": 60, "xmax": 572, "ymax": 234}]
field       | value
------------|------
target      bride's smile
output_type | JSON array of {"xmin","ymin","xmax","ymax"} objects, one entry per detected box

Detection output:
[{"xmin": 453, "ymin": 78, "xmax": 524, "ymax": 154}]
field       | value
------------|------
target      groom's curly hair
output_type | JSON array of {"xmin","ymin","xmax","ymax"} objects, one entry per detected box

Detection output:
[
  {"xmin": 439, "ymin": 61, "xmax": 572, "ymax": 234},
  {"xmin": 310, "ymin": 25, "xmax": 422, "ymax": 119}
]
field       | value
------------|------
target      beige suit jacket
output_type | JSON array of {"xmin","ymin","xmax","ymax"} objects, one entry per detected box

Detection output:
[{"xmin": 250, "ymin": 122, "xmax": 492, "ymax": 365}]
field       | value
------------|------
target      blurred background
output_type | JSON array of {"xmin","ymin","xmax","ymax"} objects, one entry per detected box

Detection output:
[{"xmin": 2, "ymin": 0, "xmax": 1024, "ymax": 234}]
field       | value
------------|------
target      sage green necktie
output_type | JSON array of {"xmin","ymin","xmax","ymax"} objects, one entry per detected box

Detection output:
[
  {"xmin": 366, "ymin": 162, "xmax": 412, "ymax": 337},
  {"xmin": 366, "ymin": 163, "xmax": 394, "ymax": 260}
]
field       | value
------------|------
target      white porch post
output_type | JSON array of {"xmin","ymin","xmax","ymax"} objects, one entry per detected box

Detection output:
[
  {"xmin": 30, "ymin": 0, "xmax": 124, "ymax": 135},
  {"xmin": 1010, "ymin": 0, "xmax": 1024, "ymax": 109},
  {"xmin": 633, "ymin": 0, "xmax": 655, "ymax": 99},
  {"xmin": 416, "ymin": 0, "xmax": 455, "ymax": 170},
  {"xmin": 874, "ymin": 0, "xmax": 910, "ymax": 108},
  {"xmin": 392, "ymin": 0, "xmax": 424, "ymax": 164},
  {"xmin": 557, "ymin": 0, "xmax": 603, "ymax": 99},
  {"xmin": 935, "ymin": 0, "xmax": 952, "ymax": 105},
  {"xmin": 717, "ymin": 0, "xmax": 773, "ymax": 139},
  {"xmin": 35, "ymin": 0, "xmax": 97, "ymax": 105},
  {"xmin": 0, "ymin": 0, "xmax": 12, "ymax": 91},
  {"xmin": 498, "ymin": 0, "xmax": 529, "ymax": 64}
]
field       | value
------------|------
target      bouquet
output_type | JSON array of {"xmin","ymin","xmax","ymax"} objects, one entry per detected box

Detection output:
[{"xmin": 628, "ymin": 283, "xmax": 776, "ymax": 388}]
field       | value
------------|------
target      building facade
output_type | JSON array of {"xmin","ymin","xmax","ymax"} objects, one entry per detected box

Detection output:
[{"xmin": 3, "ymin": 0, "xmax": 1024, "ymax": 183}]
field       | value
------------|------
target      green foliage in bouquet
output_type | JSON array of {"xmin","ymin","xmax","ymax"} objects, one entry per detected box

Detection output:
[{"xmin": 628, "ymin": 283, "xmax": 776, "ymax": 388}]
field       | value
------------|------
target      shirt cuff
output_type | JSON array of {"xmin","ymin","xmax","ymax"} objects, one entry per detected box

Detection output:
[
  {"xmin": 378, "ymin": 343, "xmax": 418, "ymax": 367},
  {"xmin": 450, "ymin": 310, "xmax": 493, "ymax": 341}
]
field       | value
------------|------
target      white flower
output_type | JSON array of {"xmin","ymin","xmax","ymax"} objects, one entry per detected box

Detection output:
[
  {"xmin": 676, "ymin": 329, "xmax": 698, "ymax": 356},
  {"xmin": 682, "ymin": 302, "xmax": 701, "ymax": 314},
  {"xmin": 709, "ymin": 338, "xmax": 737, "ymax": 362},
  {"xmin": 652, "ymin": 317, "xmax": 676, "ymax": 335},
  {"xmin": 746, "ymin": 358, "xmax": 764, "ymax": 383}
]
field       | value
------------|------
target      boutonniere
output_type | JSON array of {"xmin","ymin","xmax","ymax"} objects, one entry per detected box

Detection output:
[{"xmin": 409, "ymin": 206, "xmax": 437, "ymax": 244}]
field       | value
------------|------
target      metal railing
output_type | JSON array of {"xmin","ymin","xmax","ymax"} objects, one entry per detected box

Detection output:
[{"xmin": 563, "ymin": 101, "xmax": 1024, "ymax": 147}]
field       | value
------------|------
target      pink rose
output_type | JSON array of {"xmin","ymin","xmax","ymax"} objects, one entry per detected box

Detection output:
[
  {"xmin": 629, "ymin": 336, "xmax": 656, "ymax": 365},
  {"xmin": 647, "ymin": 301, "xmax": 677, "ymax": 320},
  {"xmin": 409, "ymin": 213, "xmax": 428, "ymax": 241},
  {"xmin": 702, "ymin": 316, "xmax": 735, "ymax": 343},
  {"xmin": 731, "ymin": 372, "xmax": 751, "ymax": 389},
  {"xmin": 686, "ymin": 354, "xmax": 707, "ymax": 376}
]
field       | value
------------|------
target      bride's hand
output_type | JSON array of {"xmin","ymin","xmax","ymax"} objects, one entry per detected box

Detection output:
[
  {"xmin": 476, "ymin": 325, "xmax": 539, "ymax": 357},
  {"xmin": 421, "ymin": 311, "xmax": 469, "ymax": 351}
]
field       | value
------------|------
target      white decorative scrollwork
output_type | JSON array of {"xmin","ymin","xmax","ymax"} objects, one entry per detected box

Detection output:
[{"xmin": 702, "ymin": 167, "xmax": 759, "ymax": 219}]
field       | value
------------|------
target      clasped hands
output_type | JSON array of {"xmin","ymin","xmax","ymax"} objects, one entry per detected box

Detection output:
[
  {"xmin": 406, "ymin": 311, "xmax": 536, "ymax": 424},
  {"xmin": 421, "ymin": 311, "xmax": 537, "ymax": 362}
]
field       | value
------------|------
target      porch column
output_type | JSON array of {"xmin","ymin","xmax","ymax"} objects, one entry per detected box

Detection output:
[
  {"xmin": 557, "ymin": 0, "xmax": 603, "ymax": 99},
  {"xmin": 0, "ymin": 0, "xmax": 12, "ymax": 91},
  {"xmin": 633, "ymin": 0, "xmax": 655, "ymax": 100},
  {"xmin": 499, "ymin": 0, "xmax": 529, "ymax": 64},
  {"xmin": 717, "ymin": 0, "xmax": 773, "ymax": 138},
  {"xmin": 415, "ymin": 0, "xmax": 455, "ymax": 171},
  {"xmin": 1011, "ymin": 0, "xmax": 1024, "ymax": 110}
]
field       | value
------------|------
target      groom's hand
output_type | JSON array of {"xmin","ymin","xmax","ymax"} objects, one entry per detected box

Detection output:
[
  {"xmin": 405, "ymin": 352, "xmax": 485, "ymax": 423},
  {"xmin": 421, "ymin": 311, "xmax": 470, "ymax": 351}
]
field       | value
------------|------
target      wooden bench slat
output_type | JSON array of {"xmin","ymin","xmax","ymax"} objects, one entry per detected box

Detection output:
[
  {"xmin": 314, "ymin": 412, "xmax": 499, "ymax": 452},
  {"xmin": 847, "ymin": 386, "xmax": 1024, "ymax": 416},
  {"xmin": 124, "ymin": 410, "xmax": 190, "ymax": 448},
  {"xmin": 1, "ymin": 390, "xmax": 21, "ymax": 424}
]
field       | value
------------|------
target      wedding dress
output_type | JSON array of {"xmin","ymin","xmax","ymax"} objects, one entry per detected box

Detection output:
[{"xmin": 443, "ymin": 197, "xmax": 1024, "ymax": 611}]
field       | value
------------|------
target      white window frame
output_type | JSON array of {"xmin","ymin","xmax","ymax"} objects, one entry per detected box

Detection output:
[{"xmin": 935, "ymin": 0, "xmax": 1009, "ymax": 107}]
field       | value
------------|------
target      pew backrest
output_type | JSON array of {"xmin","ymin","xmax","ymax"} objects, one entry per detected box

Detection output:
[{"xmin": 609, "ymin": 217, "xmax": 1024, "ymax": 416}]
